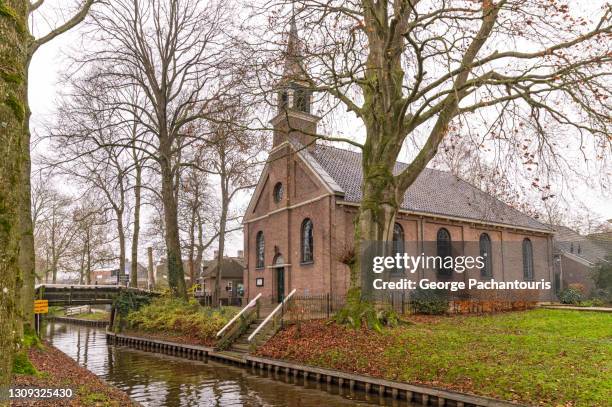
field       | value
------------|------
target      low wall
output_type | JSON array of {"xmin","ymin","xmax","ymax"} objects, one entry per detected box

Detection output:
[
  {"xmin": 106, "ymin": 331, "xmax": 524, "ymax": 407},
  {"xmin": 45, "ymin": 316, "xmax": 109, "ymax": 327}
]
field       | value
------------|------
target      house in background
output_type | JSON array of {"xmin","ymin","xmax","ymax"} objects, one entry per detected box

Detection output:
[
  {"xmin": 90, "ymin": 266, "xmax": 118, "ymax": 285},
  {"xmin": 552, "ymin": 226, "xmax": 611, "ymax": 295},
  {"xmin": 155, "ymin": 258, "xmax": 193, "ymax": 289},
  {"xmin": 198, "ymin": 250, "xmax": 245, "ymax": 306},
  {"xmin": 91, "ymin": 260, "xmax": 148, "ymax": 287}
]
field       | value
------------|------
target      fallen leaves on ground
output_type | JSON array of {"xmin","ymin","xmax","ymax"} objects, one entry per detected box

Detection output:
[{"xmin": 11, "ymin": 341, "xmax": 135, "ymax": 407}]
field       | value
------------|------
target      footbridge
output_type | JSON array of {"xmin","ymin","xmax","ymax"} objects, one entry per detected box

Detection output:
[{"xmin": 35, "ymin": 284, "xmax": 158, "ymax": 306}]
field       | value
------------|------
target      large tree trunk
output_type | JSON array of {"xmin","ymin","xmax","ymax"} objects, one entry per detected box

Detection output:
[
  {"xmin": 51, "ymin": 258, "xmax": 58, "ymax": 284},
  {"xmin": 129, "ymin": 165, "xmax": 141, "ymax": 288},
  {"xmin": 79, "ymin": 248, "xmax": 85, "ymax": 284},
  {"xmin": 160, "ymin": 152, "xmax": 186, "ymax": 299},
  {"xmin": 194, "ymin": 214, "xmax": 204, "ymax": 288},
  {"xmin": 187, "ymin": 204, "xmax": 196, "ymax": 288},
  {"xmin": 147, "ymin": 247, "xmax": 155, "ymax": 290},
  {"xmin": 18, "ymin": 108, "xmax": 34, "ymax": 334},
  {"xmin": 350, "ymin": 159, "xmax": 399, "ymax": 301},
  {"xmin": 0, "ymin": 0, "xmax": 27, "ymax": 390},
  {"xmin": 86, "ymin": 229, "xmax": 92, "ymax": 285},
  {"xmin": 214, "ymin": 174, "xmax": 228, "ymax": 308},
  {"xmin": 117, "ymin": 214, "xmax": 126, "ymax": 285}
]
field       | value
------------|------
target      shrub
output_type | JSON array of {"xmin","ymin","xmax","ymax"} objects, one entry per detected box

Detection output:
[
  {"xmin": 568, "ymin": 283, "xmax": 586, "ymax": 295},
  {"xmin": 125, "ymin": 297, "xmax": 237, "ymax": 341},
  {"xmin": 559, "ymin": 287, "xmax": 583, "ymax": 305},
  {"xmin": 592, "ymin": 256, "xmax": 612, "ymax": 302},
  {"xmin": 113, "ymin": 290, "xmax": 152, "ymax": 318},
  {"xmin": 410, "ymin": 288, "xmax": 449, "ymax": 315}
]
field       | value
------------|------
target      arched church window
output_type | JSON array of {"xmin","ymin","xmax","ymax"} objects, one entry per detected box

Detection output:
[
  {"xmin": 293, "ymin": 87, "xmax": 310, "ymax": 113},
  {"xmin": 273, "ymin": 182, "xmax": 283, "ymax": 203},
  {"xmin": 437, "ymin": 228, "xmax": 452, "ymax": 276},
  {"xmin": 301, "ymin": 218, "xmax": 314, "ymax": 263},
  {"xmin": 256, "ymin": 231, "xmax": 265, "ymax": 269},
  {"xmin": 391, "ymin": 223, "xmax": 405, "ymax": 274},
  {"xmin": 479, "ymin": 233, "xmax": 493, "ymax": 277},
  {"xmin": 522, "ymin": 238, "xmax": 534, "ymax": 280}
]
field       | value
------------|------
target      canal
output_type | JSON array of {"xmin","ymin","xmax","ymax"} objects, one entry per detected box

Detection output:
[{"xmin": 44, "ymin": 322, "xmax": 401, "ymax": 406}]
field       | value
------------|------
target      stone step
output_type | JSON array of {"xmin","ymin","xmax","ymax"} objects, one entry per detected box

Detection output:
[{"xmin": 231, "ymin": 343, "xmax": 250, "ymax": 352}]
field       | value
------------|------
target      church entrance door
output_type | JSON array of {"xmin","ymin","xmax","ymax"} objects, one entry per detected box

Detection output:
[{"xmin": 276, "ymin": 268, "xmax": 285, "ymax": 303}]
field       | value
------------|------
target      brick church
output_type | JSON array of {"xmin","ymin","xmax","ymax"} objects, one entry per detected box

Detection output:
[{"xmin": 243, "ymin": 22, "xmax": 555, "ymax": 304}]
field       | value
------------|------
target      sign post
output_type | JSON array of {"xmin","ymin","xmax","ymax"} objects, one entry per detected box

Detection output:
[{"xmin": 34, "ymin": 300, "xmax": 49, "ymax": 337}]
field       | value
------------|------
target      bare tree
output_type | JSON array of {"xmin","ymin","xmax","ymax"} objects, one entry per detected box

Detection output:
[
  {"xmin": 200, "ymin": 103, "xmax": 263, "ymax": 306},
  {"xmin": 433, "ymin": 132, "xmax": 610, "ymax": 231},
  {"xmin": 178, "ymin": 166, "xmax": 217, "ymax": 287},
  {"xmin": 129, "ymin": 132, "xmax": 147, "ymax": 288},
  {"xmin": 71, "ymin": 197, "xmax": 114, "ymax": 284},
  {"xmin": 432, "ymin": 133, "xmax": 545, "ymax": 220},
  {"xmin": 75, "ymin": 0, "xmax": 236, "ymax": 298},
  {"xmin": 33, "ymin": 185, "xmax": 77, "ymax": 283},
  {"xmin": 49, "ymin": 104, "xmax": 130, "ymax": 288},
  {"xmin": 47, "ymin": 70, "xmax": 153, "ymax": 288},
  {"xmin": 249, "ymin": 1, "xmax": 611, "ymax": 321}
]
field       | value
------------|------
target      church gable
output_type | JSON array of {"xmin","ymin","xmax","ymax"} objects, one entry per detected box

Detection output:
[
  {"xmin": 292, "ymin": 158, "xmax": 321, "ymax": 199},
  {"xmin": 244, "ymin": 142, "xmax": 334, "ymax": 222},
  {"xmin": 251, "ymin": 174, "xmax": 271, "ymax": 217}
]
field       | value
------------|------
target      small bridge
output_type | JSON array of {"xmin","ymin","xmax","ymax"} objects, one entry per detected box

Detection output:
[{"xmin": 35, "ymin": 284, "xmax": 158, "ymax": 306}]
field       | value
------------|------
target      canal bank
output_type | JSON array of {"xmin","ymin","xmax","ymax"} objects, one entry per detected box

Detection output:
[
  {"xmin": 10, "ymin": 338, "xmax": 136, "ymax": 406},
  {"xmin": 43, "ymin": 321, "xmax": 393, "ymax": 406},
  {"xmin": 107, "ymin": 330, "xmax": 521, "ymax": 407}
]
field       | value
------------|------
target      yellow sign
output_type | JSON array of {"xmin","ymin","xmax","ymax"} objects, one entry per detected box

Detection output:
[{"xmin": 34, "ymin": 300, "xmax": 48, "ymax": 314}]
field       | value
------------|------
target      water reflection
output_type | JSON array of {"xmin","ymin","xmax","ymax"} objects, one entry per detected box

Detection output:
[{"xmin": 45, "ymin": 322, "xmax": 402, "ymax": 406}]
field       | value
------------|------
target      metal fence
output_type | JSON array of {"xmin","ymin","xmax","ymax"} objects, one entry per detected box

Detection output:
[
  {"xmin": 288, "ymin": 294, "xmax": 346, "ymax": 320},
  {"xmin": 280, "ymin": 289, "xmax": 539, "ymax": 321}
]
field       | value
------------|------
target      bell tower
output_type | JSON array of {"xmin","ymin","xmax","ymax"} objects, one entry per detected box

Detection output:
[{"xmin": 271, "ymin": 18, "xmax": 320, "ymax": 149}]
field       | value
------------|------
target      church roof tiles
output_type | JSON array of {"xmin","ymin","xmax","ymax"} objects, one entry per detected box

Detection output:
[{"xmin": 292, "ymin": 140, "xmax": 550, "ymax": 232}]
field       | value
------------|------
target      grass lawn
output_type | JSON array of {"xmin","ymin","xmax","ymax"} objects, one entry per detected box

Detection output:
[
  {"xmin": 49, "ymin": 307, "xmax": 110, "ymax": 321},
  {"xmin": 257, "ymin": 309, "xmax": 612, "ymax": 406},
  {"xmin": 71, "ymin": 311, "xmax": 110, "ymax": 321}
]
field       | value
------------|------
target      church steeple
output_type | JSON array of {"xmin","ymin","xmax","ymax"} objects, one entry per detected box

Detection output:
[
  {"xmin": 283, "ymin": 16, "xmax": 306, "ymax": 84},
  {"xmin": 271, "ymin": 15, "xmax": 320, "ymax": 149}
]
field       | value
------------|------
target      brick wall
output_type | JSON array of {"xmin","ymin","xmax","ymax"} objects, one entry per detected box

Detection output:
[{"xmin": 244, "ymin": 145, "xmax": 554, "ymax": 303}]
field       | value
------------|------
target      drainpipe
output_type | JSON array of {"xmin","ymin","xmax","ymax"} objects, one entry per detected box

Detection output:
[
  {"xmin": 329, "ymin": 195, "xmax": 333, "ymax": 298},
  {"xmin": 500, "ymin": 231, "xmax": 505, "ymax": 282},
  {"xmin": 419, "ymin": 217, "xmax": 425, "ymax": 279}
]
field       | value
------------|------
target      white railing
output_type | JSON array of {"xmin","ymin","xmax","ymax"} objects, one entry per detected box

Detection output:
[
  {"xmin": 36, "ymin": 284, "xmax": 119, "ymax": 288},
  {"xmin": 65, "ymin": 305, "xmax": 90, "ymax": 316},
  {"xmin": 216, "ymin": 293, "xmax": 262, "ymax": 338},
  {"xmin": 248, "ymin": 289, "xmax": 296, "ymax": 343}
]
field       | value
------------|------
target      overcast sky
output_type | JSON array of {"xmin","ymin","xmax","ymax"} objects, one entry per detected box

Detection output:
[{"xmin": 28, "ymin": 2, "xmax": 611, "ymax": 266}]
